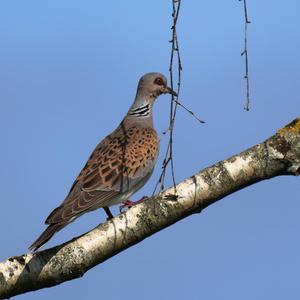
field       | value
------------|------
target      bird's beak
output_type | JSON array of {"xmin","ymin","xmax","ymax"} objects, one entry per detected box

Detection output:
[{"xmin": 162, "ymin": 86, "xmax": 178, "ymax": 97}]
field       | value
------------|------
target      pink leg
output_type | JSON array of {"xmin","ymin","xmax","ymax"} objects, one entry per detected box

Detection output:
[{"xmin": 119, "ymin": 196, "xmax": 149, "ymax": 212}]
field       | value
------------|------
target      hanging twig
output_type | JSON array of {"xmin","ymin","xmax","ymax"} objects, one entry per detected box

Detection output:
[
  {"xmin": 153, "ymin": 0, "xmax": 182, "ymax": 195},
  {"xmin": 240, "ymin": 0, "xmax": 251, "ymax": 111}
]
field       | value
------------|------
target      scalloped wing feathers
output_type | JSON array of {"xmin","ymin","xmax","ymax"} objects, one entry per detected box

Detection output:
[{"xmin": 45, "ymin": 126, "xmax": 159, "ymax": 225}]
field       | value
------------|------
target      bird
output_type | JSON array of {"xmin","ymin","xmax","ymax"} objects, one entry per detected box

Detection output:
[{"xmin": 29, "ymin": 72, "xmax": 177, "ymax": 251}]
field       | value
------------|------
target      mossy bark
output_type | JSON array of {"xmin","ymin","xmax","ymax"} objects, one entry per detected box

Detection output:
[{"xmin": 0, "ymin": 118, "xmax": 299, "ymax": 299}]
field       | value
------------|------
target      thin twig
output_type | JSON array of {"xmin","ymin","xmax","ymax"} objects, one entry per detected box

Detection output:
[
  {"xmin": 173, "ymin": 99, "xmax": 205, "ymax": 124},
  {"xmin": 240, "ymin": 0, "xmax": 251, "ymax": 111},
  {"xmin": 162, "ymin": 100, "xmax": 205, "ymax": 134},
  {"xmin": 153, "ymin": 0, "xmax": 182, "ymax": 196},
  {"xmin": 168, "ymin": 0, "xmax": 181, "ymax": 193}
]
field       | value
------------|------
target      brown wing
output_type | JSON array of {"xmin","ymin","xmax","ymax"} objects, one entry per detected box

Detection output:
[{"xmin": 45, "ymin": 126, "xmax": 159, "ymax": 224}]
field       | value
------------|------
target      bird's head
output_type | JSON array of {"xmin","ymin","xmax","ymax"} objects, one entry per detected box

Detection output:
[{"xmin": 137, "ymin": 72, "xmax": 177, "ymax": 100}]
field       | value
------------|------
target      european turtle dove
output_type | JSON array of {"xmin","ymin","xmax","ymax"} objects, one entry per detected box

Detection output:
[{"xmin": 29, "ymin": 72, "xmax": 176, "ymax": 251}]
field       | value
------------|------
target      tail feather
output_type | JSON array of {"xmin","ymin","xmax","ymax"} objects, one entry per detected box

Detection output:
[{"xmin": 29, "ymin": 223, "xmax": 66, "ymax": 252}]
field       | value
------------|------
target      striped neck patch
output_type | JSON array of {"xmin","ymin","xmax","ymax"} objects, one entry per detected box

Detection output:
[{"xmin": 129, "ymin": 103, "xmax": 150, "ymax": 117}]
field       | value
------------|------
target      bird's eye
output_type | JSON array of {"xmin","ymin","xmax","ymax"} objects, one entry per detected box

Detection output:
[{"xmin": 154, "ymin": 77, "xmax": 164, "ymax": 86}]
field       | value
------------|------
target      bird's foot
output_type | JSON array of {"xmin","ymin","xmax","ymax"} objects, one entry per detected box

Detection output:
[{"xmin": 119, "ymin": 196, "xmax": 149, "ymax": 213}]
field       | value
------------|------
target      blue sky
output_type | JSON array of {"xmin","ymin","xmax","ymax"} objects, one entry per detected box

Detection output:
[{"xmin": 0, "ymin": 1, "xmax": 299, "ymax": 299}]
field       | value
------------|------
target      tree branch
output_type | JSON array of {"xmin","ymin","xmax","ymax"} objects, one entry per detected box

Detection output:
[{"xmin": 1, "ymin": 118, "xmax": 300, "ymax": 299}]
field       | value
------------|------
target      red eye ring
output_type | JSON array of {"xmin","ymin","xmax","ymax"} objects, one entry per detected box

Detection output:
[{"xmin": 154, "ymin": 77, "xmax": 164, "ymax": 86}]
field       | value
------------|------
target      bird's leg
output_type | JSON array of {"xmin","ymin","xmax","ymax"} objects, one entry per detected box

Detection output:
[
  {"xmin": 103, "ymin": 206, "xmax": 114, "ymax": 220},
  {"xmin": 119, "ymin": 196, "xmax": 149, "ymax": 212}
]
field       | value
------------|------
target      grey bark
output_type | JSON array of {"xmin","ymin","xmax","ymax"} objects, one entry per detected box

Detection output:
[{"xmin": 0, "ymin": 118, "xmax": 299, "ymax": 299}]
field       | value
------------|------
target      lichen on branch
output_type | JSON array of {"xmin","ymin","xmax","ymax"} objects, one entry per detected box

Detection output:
[{"xmin": 0, "ymin": 118, "xmax": 299, "ymax": 299}]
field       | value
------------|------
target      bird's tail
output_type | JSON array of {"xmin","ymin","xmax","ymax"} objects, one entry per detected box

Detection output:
[{"xmin": 29, "ymin": 223, "xmax": 66, "ymax": 252}]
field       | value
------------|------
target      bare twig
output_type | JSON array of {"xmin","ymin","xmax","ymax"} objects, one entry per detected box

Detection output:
[
  {"xmin": 162, "ymin": 99, "xmax": 205, "ymax": 135},
  {"xmin": 154, "ymin": 0, "xmax": 182, "ymax": 196},
  {"xmin": 172, "ymin": 99, "xmax": 205, "ymax": 124},
  {"xmin": 240, "ymin": 0, "xmax": 251, "ymax": 111}
]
